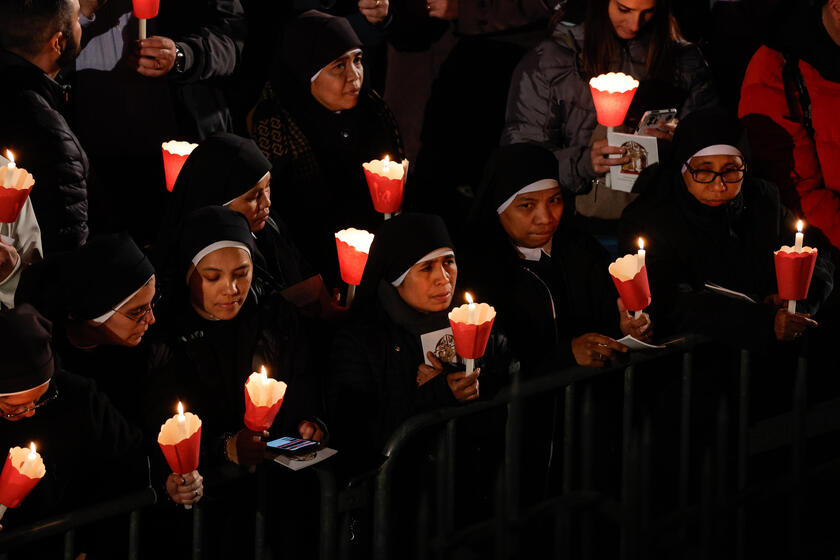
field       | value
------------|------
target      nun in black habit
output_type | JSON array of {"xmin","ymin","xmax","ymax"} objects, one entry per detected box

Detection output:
[
  {"xmin": 458, "ymin": 143, "xmax": 649, "ymax": 377},
  {"xmin": 145, "ymin": 206, "xmax": 325, "ymax": 470},
  {"xmin": 0, "ymin": 305, "xmax": 149, "ymax": 556},
  {"xmin": 249, "ymin": 10, "xmax": 404, "ymax": 287},
  {"xmin": 14, "ymin": 233, "xmax": 157, "ymax": 423},
  {"xmin": 157, "ymin": 133, "xmax": 337, "ymax": 316},
  {"xmin": 327, "ymin": 213, "xmax": 517, "ymax": 474},
  {"xmin": 617, "ymin": 108, "xmax": 834, "ymax": 351}
]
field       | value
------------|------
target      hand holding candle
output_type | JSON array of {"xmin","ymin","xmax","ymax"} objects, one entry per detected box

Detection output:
[
  {"xmin": 158, "ymin": 402, "xmax": 202, "ymax": 509},
  {"xmin": 0, "ymin": 150, "xmax": 36, "ymax": 224},
  {"xmin": 0, "ymin": 443, "xmax": 46, "ymax": 522},
  {"xmin": 335, "ymin": 228, "xmax": 374, "ymax": 306},
  {"xmin": 775, "ymin": 220, "xmax": 818, "ymax": 315},
  {"xmin": 448, "ymin": 292, "xmax": 496, "ymax": 378},
  {"xmin": 243, "ymin": 365, "xmax": 287, "ymax": 432},
  {"xmin": 362, "ymin": 155, "xmax": 409, "ymax": 219},
  {"xmin": 162, "ymin": 141, "xmax": 198, "ymax": 192},
  {"xmin": 609, "ymin": 237, "xmax": 652, "ymax": 319}
]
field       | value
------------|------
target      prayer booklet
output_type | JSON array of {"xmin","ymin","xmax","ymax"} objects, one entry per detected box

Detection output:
[
  {"xmin": 703, "ymin": 282, "xmax": 757, "ymax": 304},
  {"xmin": 617, "ymin": 335, "xmax": 665, "ymax": 351},
  {"xmin": 607, "ymin": 131, "xmax": 659, "ymax": 193},
  {"xmin": 420, "ymin": 327, "xmax": 457, "ymax": 366},
  {"xmin": 273, "ymin": 447, "xmax": 338, "ymax": 471}
]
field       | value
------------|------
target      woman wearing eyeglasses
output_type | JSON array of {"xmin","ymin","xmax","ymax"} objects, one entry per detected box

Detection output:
[
  {"xmin": 617, "ymin": 108, "xmax": 834, "ymax": 349},
  {"xmin": 14, "ymin": 232, "xmax": 157, "ymax": 423}
]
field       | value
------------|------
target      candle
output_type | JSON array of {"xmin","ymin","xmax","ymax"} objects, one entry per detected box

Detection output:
[
  {"xmin": 637, "ymin": 237, "xmax": 646, "ymax": 273},
  {"xmin": 588, "ymin": 72, "xmax": 640, "ymax": 128},
  {"xmin": 794, "ymin": 220, "xmax": 804, "ymax": 253},
  {"xmin": 176, "ymin": 401, "xmax": 187, "ymax": 441},
  {"xmin": 465, "ymin": 292, "xmax": 477, "ymax": 325},
  {"xmin": 158, "ymin": 402, "xmax": 202, "ymax": 509},
  {"xmin": 448, "ymin": 294, "xmax": 496, "ymax": 378},
  {"xmin": 0, "ymin": 150, "xmax": 36, "ymax": 224},
  {"xmin": 244, "ymin": 365, "xmax": 287, "ymax": 432},
  {"xmin": 161, "ymin": 140, "xmax": 198, "ymax": 192},
  {"xmin": 362, "ymin": 155, "xmax": 409, "ymax": 218},
  {"xmin": 133, "ymin": 0, "xmax": 160, "ymax": 39},
  {"xmin": 334, "ymin": 228, "xmax": 374, "ymax": 302},
  {"xmin": 0, "ymin": 443, "xmax": 46, "ymax": 520}
]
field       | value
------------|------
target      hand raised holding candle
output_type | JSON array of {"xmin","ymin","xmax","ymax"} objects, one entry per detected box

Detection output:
[
  {"xmin": 166, "ymin": 470, "xmax": 203, "ymax": 506},
  {"xmin": 225, "ymin": 429, "xmax": 268, "ymax": 466},
  {"xmin": 446, "ymin": 369, "xmax": 480, "ymax": 403},
  {"xmin": 134, "ymin": 36, "xmax": 177, "ymax": 77},
  {"xmin": 774, "ymin": 309, "xmax": 818, "ymax": 342},
  {"xmin": 617, "ymin": 298, "xmax": 652, "ymax": 342}
]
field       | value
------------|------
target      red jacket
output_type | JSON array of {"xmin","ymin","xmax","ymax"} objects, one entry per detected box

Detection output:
[{"xmin": 739, "ymin": 45, "xmax": 840, "ymax": 249}]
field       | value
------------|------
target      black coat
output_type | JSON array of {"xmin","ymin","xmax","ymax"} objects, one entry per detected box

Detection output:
[
  {"xmin": 459, "ymin": 225, "xmax": 621, "ymax": 376},
  {"xmin": 144, "ymin": 292, "xmax": 323, "ymax": 467},
  {"xmin": 618, "ymin": 169, "xmax": 834, "ymax": 351},
  {"xmin": 327, "ymin": 300, "xmax": 516, "ymax": 473},
  {"xmin": 0, "ymin": 370, "xmax": 145, "ymax": 527},
  {"xmin": 0, "ymin": 51, "xmax": 89, "ymax": 253}
]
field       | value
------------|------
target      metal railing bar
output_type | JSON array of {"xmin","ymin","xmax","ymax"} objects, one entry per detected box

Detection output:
[
  {"xmin": 736, "ymin": 349, "xmax": 750, "ymax": 560},
  {"xmin": 313, "ymin": 465, "xmax": 338, "ymax": 560},
  {"xmin": 679, "ymin": 351, "xmax": 693, "ymax": 512},
  {"xmin": 620, "ymin": 365, "xmax": 636, "ymax": 560}
]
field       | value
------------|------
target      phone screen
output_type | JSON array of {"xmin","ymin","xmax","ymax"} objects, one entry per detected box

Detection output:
[{"xmin": 267, "ymin": 436, "xmax": 319, "ymax": 453}]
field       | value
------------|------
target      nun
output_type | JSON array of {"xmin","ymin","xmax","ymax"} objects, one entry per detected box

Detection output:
[
  {"xmin": 618, "ymin": 107, "xmax": 834, "ymax": 349},
  {"xmin": 327, "ymin": 213, "xmax": 517, "ymax": 473},
  {"xmin": 14, "ymin": 232, "xmax": 156, "ymax": 422},
  {"xmin": 249, "ymin": 10, "xmax": 405, "ymax": 287},
  {"xmin": 0, "ymin": 305, "xmax": 167, "ymax": 551},
  {"xmin": 145, "ymin": 206, "xmax": 324, "ymax": 469},
  {"xmin": 458, "ymin": 143, "xmax": 649, "ymax": 376},
  {"xmin": 156, "ymin": 133, "xmax": 336, "ymax": 316}
]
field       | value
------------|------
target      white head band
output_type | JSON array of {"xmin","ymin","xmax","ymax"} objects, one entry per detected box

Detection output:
[
  {"xmin": 0, "ymin": 379, "xmax": 51, "ymax": 398},
  {"xmin": 390, "ymin": 248, "xmax": 455, "ymax": 287},
  {"xmin": 186, "ymin": 241, "xmax": 252, "ymax": 283},
  {"xmin": 90, "ymin": 274, "xmax": 155, "ymax": 325},
  {"xmin": 310, "ymin": 48, "xmax": 363, "ymax": 83},
  {"xmin": 222, "ymin": 171, "xmax": 271, "ymax": 207},
  {"xmin": 496, "ymin": 179, "xmax": 560, "ymax": 214},
  {"xmin": 682, "ymin": 144, "xmax": 744, "ymax": 173}
]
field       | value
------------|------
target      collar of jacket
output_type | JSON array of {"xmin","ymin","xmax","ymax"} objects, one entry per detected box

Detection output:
[{"xmin": 0, "ymin": 49, "xmax": 72, "ymax": 110}]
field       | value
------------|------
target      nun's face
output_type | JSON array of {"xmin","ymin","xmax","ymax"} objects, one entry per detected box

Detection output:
[
  {"xmin": 227, "ymin": 173, "xmax": 271, "ymax": 232},
  {"xmin": 0, "ymin": 382, "xmax": 50, "ymax": 422},
  {"xmin": 499, "ymin": 188, "xmax": 564, "ymax": 248},
  {"xmin": 397, "ymin": 253, "xmax": 457, "ymax": 313},
  {"xmin": 189, "ymin": 247, "xmax": 252, "ymax": 321},
  {"xmin": 682, "ymin": 154, "xmax": 745, "ymax": 207},
  {"xmin": 310, "ymin": 50, "xmax": 363, "ymax": 112},
  {"xmin": 101, "ymin": 276, "xmax": 157, "ymax": 346}
]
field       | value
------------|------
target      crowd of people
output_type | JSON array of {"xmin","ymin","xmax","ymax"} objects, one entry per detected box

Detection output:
[{"xmin": 1, "ymin": 0, "xmax": 839, "ymax": 557}]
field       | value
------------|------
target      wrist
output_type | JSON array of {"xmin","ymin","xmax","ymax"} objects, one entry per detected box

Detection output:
[{"xmin": 223, "ymin": 433, "xmax": 238, "ymax": 464}]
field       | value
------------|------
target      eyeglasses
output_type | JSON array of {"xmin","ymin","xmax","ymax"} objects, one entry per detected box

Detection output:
[
  {"xmin": 685, "ymin": 165, "xmax": 746, "ymax": 184},
  {"xmin": 1, "ymin": 385, "xmax": 59, "ymax": 419},
  {"xmin": 116, "ymin": 292, "xmax": 162, "ymax": 324}
]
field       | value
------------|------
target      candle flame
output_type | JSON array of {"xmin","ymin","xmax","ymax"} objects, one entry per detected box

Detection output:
[
  {"xmin": 796, "ymin": 220, "xmax": 803, "ymax": 233},
  {"xmin": 29, "ymin": 442, "xmax": 36, "ymax": 458},
  {"xmin": 260, "ymin": 365, "xmax": 269, "ymax": 384},
  {"xmin": 177, "ymin": 401, "xmax": 184, "ymax": 418},
  {"xmin": 5, "ymin": 150, "xmax": 14, "ymax": 166},
  {"xmin": 382, "ymin": 155, "xmax": 390, "ymax": 165},
  {"xmin": 465, "ymin": 292, "xmax": 474, "ymax": 305},
  {"xmin": 638, "ymin": 237, "xmax": 645, "ymax": 251}
]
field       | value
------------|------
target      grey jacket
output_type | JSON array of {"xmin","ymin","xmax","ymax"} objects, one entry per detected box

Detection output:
[{"xmin": 501, "ymin": 23, "xmax": 718, "ymax": 193}]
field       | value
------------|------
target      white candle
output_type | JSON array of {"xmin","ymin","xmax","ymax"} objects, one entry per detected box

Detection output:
[
  {"xmin": 245, "ymin": 365, "xmax": 287, "ymax": 407},
  {"xmin": 637, "ymin": 237, "xmax": 646, "ymax": 273},
  {"xmin": 139, "ymin": 19, "xmax": 147, "ymax": 40},
  {"xmin": 794, "ymin": 220, "xmax": 804, "ymax": 253},
  {"xmin": 176, "ymin": 401, "xmax": 187, "ymax": 441},
  {"xmin": 465, "ymin": 292, "xmax": 477, "ymax": 324}
]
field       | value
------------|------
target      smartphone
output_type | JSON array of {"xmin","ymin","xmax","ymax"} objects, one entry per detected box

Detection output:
[
  {"xmin": 636, "ymin": 108, "xmax": 677, "ymax": 135},
  {"xmin": 266, "ymin": 436, "xmax": 320, "ymax": 457}
]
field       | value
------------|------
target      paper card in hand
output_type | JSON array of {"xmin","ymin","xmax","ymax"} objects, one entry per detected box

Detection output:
[{"xmin": 774, "ymin": 248, "xmax": 818, "ymax": 301}]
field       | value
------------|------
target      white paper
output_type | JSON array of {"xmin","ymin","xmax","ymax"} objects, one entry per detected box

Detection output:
[
  {"xmin": 273, "ymin": 447, "xmax": 338, "ymax": 471},
  {"xmin": 704, "ymin": 283, "xmax": 756, "ymax": 304},
  {"xmin": 607, "ymin": 131, "xmax": 659, "ymax": 193},
  {"xmin": 420, "ymin": 327, "xmax": 457, "ymax": 365},
  {"xmin": 617, "ymin": 335, "xmax": 665, "ymax": 351}
]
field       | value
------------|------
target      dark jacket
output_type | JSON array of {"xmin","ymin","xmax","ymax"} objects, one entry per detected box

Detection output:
[
  {"xmin": 459, "ymin": 225, "xmax": 620, "ymax": 375},
  {"xmin": 145, "ymin": 291, "xmax": 323, "ymax": 467},
  {"xmin": 250, "ymin": 84, "xmax": 403, "ymax": 286},
  {"xmin": 618, "ymin": 168, "xmax": 834, "ymax": 351},
  {"xmin": 327, "ymin": 287, "xmax": 516, "ymax": 473},
  {"xmin": 502, "ymin": 23, "xmax": 718, "ymax": 193},
  {"xmin": 0, "ymin": 51, "xmax": 89, "ymax": 253}
]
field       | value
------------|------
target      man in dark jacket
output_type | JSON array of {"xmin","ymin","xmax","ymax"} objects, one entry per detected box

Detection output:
[{"xmin": 0, "ymin": 0, "xmax": 89, "ymax": 253}]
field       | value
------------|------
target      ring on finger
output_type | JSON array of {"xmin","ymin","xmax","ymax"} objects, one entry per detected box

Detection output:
[
  {"xmin": 155, "ymin": 59, "xmax": 161, "ymax": 70},
  {"xmin": 194, "ymin": 489, "xmax": 199, "ymax": 497}
]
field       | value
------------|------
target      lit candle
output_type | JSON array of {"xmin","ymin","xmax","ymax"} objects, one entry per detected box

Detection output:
[
  {"xmin": 465, "ymin": 292, "xmax": 477, "ymax": 325},
  {"xmin": 161, "ymin": 140, "xmax": 198, "ymax": 192},
  {"xmin": 794, "ymin": 220, "xmax": 804, "ymax": 253},
  {"xmin": 243, "ymin": 365, "xmax": 287, "ymax": 432},
  {"xmin": 637, "ymin": 237, "xmax": 646, "ymax": 273},
  {"xmin": 0, "ymin": 443, "xmax": 46, "ymax": 520},
  {"xmin": 20, "ymin": 442, "xmax": 38, "ymax": 478},
  {"xmin": 448, "ymin": 293, "xmax": 496, "ymax": 378},
  {"xmin": 177, "ymin": 401, "xmax": 187, "ymax": 441},
  {"xmin": 335, "ymin": 228, "xmax": 374, "ymax": 306},
  {"xmin": 362, "ymin": 155, "xmax": 409, "ymax": 219}
]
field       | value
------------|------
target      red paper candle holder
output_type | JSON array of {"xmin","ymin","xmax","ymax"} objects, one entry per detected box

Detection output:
[
  {"xmin": 774, "ymin": 249, "xmax": 818, "ymax": 301},
  {"xmin": 162, "ymin": 141, "xmax": 197, "ymax": 192},
  {"xmin": 448, "ymin": 301, "xmax": 496, "ymax": 360},
  {"xmin": 589, "ymin": 73, "xmax": 640, "ymax": 128},
  {"xmin": 611, "ymin": 266, "xmax": 652, "ymax": 312},
  {"xmin": 0, "ymin": 186, "xmax": 33, "ymax": 223},
  {"xmin": 363, "ymin": 157, "xmax": 408, "ymax": 214},
  {"xmin": 133, "ymin": 0, "xmax": 160, "ymax": 18},
  {"xmin": 159, "ymin": 428, "xmax": 202, "ymax": 475},
  {"xmin": 335, "ymin": 228, "xmax": 374, "ymax": 286},
  {"xmin": 0, "ymin": 449, "xmax": 44, "ymax": 509}
]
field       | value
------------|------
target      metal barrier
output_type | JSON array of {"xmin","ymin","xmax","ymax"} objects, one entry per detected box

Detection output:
[{"xmin": 1, "ymin": 336, "xmax": 839, "ymax": 559}]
